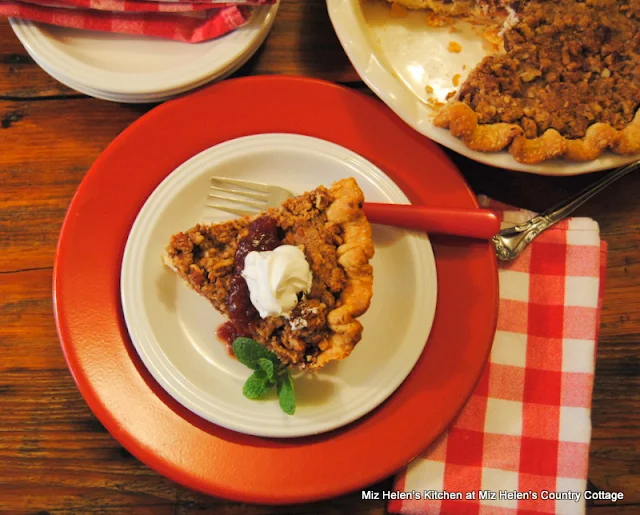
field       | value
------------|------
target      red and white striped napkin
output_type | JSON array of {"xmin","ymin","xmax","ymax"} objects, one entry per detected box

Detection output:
[
  {"xmin": 1, "ymin": 0, "xmax": 275, "ymax": 42},
  {"xmin": 390, "ymin": 198, "xmax": 606, "ymax": 515}
]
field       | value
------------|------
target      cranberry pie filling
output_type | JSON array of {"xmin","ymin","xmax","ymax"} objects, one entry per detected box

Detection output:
[{"xmin": 228, "ymin": 216, "xmax": 282, "ymax": 333}]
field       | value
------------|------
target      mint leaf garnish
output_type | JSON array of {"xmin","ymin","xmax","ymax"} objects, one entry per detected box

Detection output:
[
  {"xmin": 242, "ymin": 370, "xmax": 274, "ymax": 399},
  {"xmin": 257, "ymin": 357, "xmax": 276, "ymax": 382},
  {"xmin": 232, "ymin": 337, "xmax": 280, "ymax": 370},
  {"xmin": 277, "ymin": 371, "xmax": 296, "ymax": 416},
  {"xmin": 233, "ymin": 337, "xmax": 297, "ymax": 415}
]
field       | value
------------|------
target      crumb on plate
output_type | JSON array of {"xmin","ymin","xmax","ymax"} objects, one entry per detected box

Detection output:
[{"xmin": 390, "ymin": 3, "xmax": 408, "ymax": 17}]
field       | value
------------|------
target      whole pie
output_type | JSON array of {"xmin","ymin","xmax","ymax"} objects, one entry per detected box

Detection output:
[
  {"xmin": 386, "ymin": 0, "xmax": 640, "ymax": 163},
  {"xmin": 164, "ymin": 178, "xmax": 374, "ymax": 370}
]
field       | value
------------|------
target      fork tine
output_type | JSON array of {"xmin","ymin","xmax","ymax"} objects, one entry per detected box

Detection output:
[
  {"xmin": 211, "ymin": 177, "xmax": 272, "ymax": 193},
  {"xmin": 209, "ymin": 185, "xmax": 268, "ymax": 202},
  {"xmin": 207, "ymin": 204, "xmax": 257, "ymax": 217},
  {"xmin": 208, "ymin": 194, "xmax": 267, "ymax": 210}
]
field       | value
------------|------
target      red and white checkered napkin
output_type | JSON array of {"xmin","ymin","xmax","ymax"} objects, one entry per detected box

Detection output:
[
  {"xmin": 390, "ymin": 198, "xmax": 607, "ymax": 515},
  {"xmin": 1, "ymin": 0, "xmax": 275, "ymax": 43}
]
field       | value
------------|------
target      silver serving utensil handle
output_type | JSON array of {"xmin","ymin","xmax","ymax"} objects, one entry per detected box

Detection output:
[{"xmin": 493, "ymin": 160, "xmax": 640, "ymax": 261}]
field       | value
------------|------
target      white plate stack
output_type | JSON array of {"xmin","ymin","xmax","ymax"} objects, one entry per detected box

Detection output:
[{"xmin": 9, "ymin": 3, "xmax": 277, "ymax": 103}]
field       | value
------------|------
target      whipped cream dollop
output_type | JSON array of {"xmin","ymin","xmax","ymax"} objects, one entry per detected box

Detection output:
[{"xmin": 241, "ymin": 245, "xmax": 312, "ymax": 319}]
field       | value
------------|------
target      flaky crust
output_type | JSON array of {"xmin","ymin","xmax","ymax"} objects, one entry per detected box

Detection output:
[
  {"xmin": 435, "ymin": 102, "xmax": 640, "ymax": 164},
  {"xmin": 434, "ymin": 102, "xmax": 522, "ymax": 152},
  {"xmin": 311, "ymin": 178, "xmax": 374, "ymax": 369}
]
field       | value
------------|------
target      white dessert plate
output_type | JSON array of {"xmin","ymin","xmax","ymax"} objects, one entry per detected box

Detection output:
[
  {"xmin": 9, "ymin": 2, "xmax": 277, "ymax": 97},
  {"xmin": 120, "ymin": 133, "xmax": 437, "ymax": 438},
  {"xmin": 21, "ymin": 26, "xmax": 266, "ymax": 103},
  {"xmin": 327, "ymin": 0, "xmax": 639, "ymax": 175}
]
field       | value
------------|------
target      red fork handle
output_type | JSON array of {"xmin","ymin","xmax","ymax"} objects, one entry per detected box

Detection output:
[{"xmin": 363, "ymin": 203, "xmax": 500, "ymax": 239}]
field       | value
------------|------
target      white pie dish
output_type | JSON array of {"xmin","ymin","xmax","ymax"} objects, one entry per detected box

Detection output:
[{"xmin": 326, "ymin": 0, "xmax": 640, "ymax": 175}]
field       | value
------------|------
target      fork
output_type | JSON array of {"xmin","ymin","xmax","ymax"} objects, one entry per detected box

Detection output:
[
  {"xmin": 208, "ymin": 159, "xmax": 640, "ymax": 261},
  {"xmin": 209, "ymin": 177, "xmax": 501, "ymax": 240}
]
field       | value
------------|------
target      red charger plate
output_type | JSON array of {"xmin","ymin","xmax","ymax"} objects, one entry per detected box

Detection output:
[{"xmin": 53, "ymin": 75, "xmax": 498, "ymax": 504}]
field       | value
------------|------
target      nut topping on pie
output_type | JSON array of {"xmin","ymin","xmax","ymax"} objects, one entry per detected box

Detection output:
[
  {"xmin": 165, "ymin": 178, "xmax": 374, "ymax": 370},
  {"xmin": 387, "ymin": 0, "xmax": 640, "ymax": 163}
]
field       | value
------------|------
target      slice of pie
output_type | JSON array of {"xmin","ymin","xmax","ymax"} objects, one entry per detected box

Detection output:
[
  {"xmin": 385, "ymin": 0, "xmax": 640, "ymax": 163},
  {"xmin": 164, "ymin": 178, "xmax": 374, "ymax": 370}
]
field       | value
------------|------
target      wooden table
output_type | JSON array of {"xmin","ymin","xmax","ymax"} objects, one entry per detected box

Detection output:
[{"xmin": 1, "ymin": 1, "xmax": 638, "ymax": 513}]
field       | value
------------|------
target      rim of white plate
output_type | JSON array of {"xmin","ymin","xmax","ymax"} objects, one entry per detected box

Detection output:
[
  {"xmin": 326, "ymin": 0, "xmax": 639, "ymax": 175},
  {"xmin": 17, "ymin": 13, "xmax": 272, "ymax": 103},
  {"xmin": 120, "ymin": 133, "xmax": 438, "ymax": 438},
  {"xmin": 9, "ymin": 2, "xmax": 277, "ymax": 96}
]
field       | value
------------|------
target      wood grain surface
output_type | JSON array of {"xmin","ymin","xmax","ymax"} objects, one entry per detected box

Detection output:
[{"xmin": 1, "ymin": 0, "xmax": 639, "ymax": 513}]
